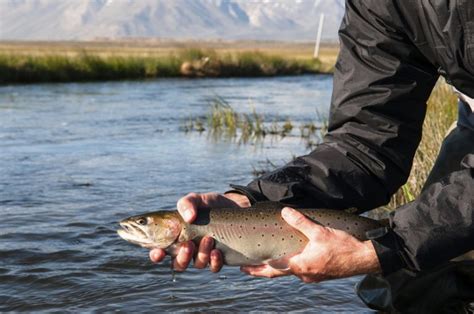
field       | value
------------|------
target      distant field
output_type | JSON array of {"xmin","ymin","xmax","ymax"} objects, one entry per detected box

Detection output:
[{"xmin": 0, "ymin": 40, "xmax": 339, "ymax": 83}]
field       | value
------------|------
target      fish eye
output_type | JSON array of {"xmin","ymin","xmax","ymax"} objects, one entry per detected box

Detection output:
[{"xmin": 136, "ymin": 217, "xmax": 148, "ymax": 226}]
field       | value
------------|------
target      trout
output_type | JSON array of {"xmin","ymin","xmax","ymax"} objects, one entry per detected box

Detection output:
[{"xmin": 117, "ymin": 202, "xmax": 383, "ymax": 269}]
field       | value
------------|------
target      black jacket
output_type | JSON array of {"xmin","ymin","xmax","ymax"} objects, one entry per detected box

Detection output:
[{"xmin": 232, "ymin": 0, "xmax": 474, "ymax": 275}]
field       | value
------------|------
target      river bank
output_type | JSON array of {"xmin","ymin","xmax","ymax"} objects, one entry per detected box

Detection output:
[{"xmin": 0, "ymin": 40, "xmax": 337, "ymax": 83}]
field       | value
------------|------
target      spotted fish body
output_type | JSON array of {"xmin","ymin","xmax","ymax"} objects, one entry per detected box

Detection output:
[{"xmin": 117, "ymin": 202, "xmax": 383, "ymax": 267}]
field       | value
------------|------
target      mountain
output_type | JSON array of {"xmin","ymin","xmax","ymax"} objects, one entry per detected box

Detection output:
[{"xmin": 0, "ymin": 0, "xmax": 345, "ymax": 41}]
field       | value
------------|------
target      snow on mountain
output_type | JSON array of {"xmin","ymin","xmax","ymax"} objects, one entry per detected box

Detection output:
[{"xmin": 0, "ymin": 0, "xmax": 345, "ymax": 41}]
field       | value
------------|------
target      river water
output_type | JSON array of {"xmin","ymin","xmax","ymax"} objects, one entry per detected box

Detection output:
[{"xmin": 0, "ymin": 76, "xmax": 371, "ymax": 312}]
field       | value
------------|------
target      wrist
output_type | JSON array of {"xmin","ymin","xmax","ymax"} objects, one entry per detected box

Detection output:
[{"xmin": 358, "ymin": 240, "xmax": 382, "ymax": 274}]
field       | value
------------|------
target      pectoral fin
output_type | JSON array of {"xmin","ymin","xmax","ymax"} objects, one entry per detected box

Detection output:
[{"xmin": 266, "ymin": 255, "xmax": 293, "ymax": 270}]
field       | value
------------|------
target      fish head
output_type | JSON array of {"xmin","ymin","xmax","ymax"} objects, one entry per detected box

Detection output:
[{"xmin": 117, "ymin": 211, "xmax": 182, "ymax": 250}]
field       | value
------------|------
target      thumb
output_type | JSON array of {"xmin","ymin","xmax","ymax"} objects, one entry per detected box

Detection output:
[
  {"xmin": 177, "ymin": 193, "xmax": 202, "ymax": 223},
  {"xmin": 281, "ymin": 207, "xmax": 325, "ymax": 239}
]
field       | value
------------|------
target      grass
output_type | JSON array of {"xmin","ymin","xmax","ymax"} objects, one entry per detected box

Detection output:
[
  {"xmin": 0, "ymin": 45, "xmax": 328, "ymax": 83},
  {"xmin": 183, "ymin": 97, "xmax": 327, "ymax": 144}
]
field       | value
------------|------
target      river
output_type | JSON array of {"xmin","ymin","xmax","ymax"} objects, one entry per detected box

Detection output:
[{"xmin": 0, "ymin": 75, "xmax": 371, "ymax": 312}]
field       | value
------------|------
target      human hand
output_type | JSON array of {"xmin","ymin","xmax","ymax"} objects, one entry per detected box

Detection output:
[
  {"xmin": 149, "ymin": 192, "xmax": 250, "ymax": 272},
  {"xmin": 241, "ymin": 207, "xmax": 381, "ymax": 282}
]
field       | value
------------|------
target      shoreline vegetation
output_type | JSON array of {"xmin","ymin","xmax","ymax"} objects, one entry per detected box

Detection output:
[
  {"xmin": 183, "ymin": 97, "xmax": 327, "ymax": 145},
  {"xmin": 0, "ymin": 40, "xmax": 337, "ymax": 83},
  {"xmin": 190, "ymin": 80, "xmax": 457, "ymax": 211}
]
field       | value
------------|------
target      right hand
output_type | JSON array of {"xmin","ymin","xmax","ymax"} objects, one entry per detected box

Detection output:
[{"xmin": 149, "ymin": 192, "xmax": 250, "ymax": 272}]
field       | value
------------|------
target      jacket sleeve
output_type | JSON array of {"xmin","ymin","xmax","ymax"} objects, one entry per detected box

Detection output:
[
  {"xmin": 231, "ymin": 0, "xmax": 439, "ymax": 212},
  {"xmin": 372, "ymin": 155, "xmax": 474, "ymax": 274}
]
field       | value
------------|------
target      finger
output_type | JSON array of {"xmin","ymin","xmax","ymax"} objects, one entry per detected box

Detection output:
[
  {"xmin": 209, "ymin": 249, "xmax": 223, "ymax": 273},
  {"xmin": 240, "ymin": 265, "xmax": 289, "ymax": 278},
  {"xmin": 281, "ymin": 207, "xmax": 326, "ymax": 239},
  {"xmin": 194, "ymin": 236, "xmax": 214, "ymax": 269},
  {"xmin": 149, "ymin": 249, "xmax": 166, "ymax": 263},
  {"xmin": 201, "ymin": 192, "xmax": 240, "ymax": 208},
  {"xmin": 299, "ymin": 275, "xmax": 318, "ymax": 283},
  {"xmin": 173, "ymin": 241, "xmax": 195, "ymax": 271},
  {"xmin": 177, "ymin": 193, "xmax": 202, "ymax": 223}
]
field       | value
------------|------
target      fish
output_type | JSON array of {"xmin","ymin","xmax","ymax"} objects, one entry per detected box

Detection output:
[{"xmin": 117, "ymin": 202, "xmax": 384, "ymax": 269}]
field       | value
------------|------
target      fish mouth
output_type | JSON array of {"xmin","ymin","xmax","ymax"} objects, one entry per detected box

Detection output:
[{"xmin": 117, "ymin": 221, "xmax": 156, "ymax": 249}]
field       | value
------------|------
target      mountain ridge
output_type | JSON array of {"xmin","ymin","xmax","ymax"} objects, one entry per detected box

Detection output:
[{"xmin": 0, "ymin": 0, "xmax": 345, "ymax": 41}]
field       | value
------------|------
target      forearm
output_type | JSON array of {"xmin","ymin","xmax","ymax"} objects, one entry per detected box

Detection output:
[
  {"xmin": 372, "ymin": 155, "xmax": 474, "ymax": 274},
  {"xmin": 232, "ymin": 0, "xmax": 438, "ymax": 212}
]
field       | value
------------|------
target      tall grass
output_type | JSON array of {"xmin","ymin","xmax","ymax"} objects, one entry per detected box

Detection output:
[{"xmin": 0, "ymin": 48, "xmax": 323, "ymax": 83}]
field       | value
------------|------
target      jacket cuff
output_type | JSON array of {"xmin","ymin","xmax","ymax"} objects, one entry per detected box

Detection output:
[
  {"xmin": 368, "ymin": 227, "xmax": 407, "ymax": 275},
  {"xmin": 225, "ymin": 184, "xmax": 268, "ymax": 205}
]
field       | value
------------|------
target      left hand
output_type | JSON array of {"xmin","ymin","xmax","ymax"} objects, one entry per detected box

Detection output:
[{"xmin": 240, "ymin": 207, "xmax": 382, "ymax": 283}]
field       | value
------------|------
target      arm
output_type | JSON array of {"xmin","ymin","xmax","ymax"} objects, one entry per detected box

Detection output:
[
  {"xmin": 243, "ymin": 157, "xmax": 473, "ymax": 280},
  {"xmin": 373, "ymin": 155, "xmax": 474, "ymax": 274},
  {"xmin": 232, "ymin": 0, "xmax": 439, "ymax": 212}
]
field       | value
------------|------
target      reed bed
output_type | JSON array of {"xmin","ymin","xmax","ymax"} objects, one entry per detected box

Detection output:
[
  {"xmin": 0, "ymin": 48, "xmax": 323, "ymax": 83},
  {"xmin": 183, "ymin": 97, "xmax": 326, "ymax": 144}
]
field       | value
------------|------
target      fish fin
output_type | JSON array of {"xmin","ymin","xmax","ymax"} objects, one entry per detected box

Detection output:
[{"xmin": 266, "ymin": 256, "xmax": 291, "ymax": 270}]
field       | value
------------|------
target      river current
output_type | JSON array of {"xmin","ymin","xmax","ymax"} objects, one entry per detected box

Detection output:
[{"xmin": 0, "ymin": 76, "xmax": 371, "ymax": 312}]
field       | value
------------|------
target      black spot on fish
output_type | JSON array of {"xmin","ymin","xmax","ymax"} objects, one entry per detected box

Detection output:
[
  {"xmin": 272, "ymin": 234, "xmax": 275, "ymax": 237},
  {"xmin": 282, "ymin": 238, "xmax": 285, "ymax": 241},
  {"xmin": 253, "ymin": 227, "xmax": 256, "ymax": 230},
  {"xmin": 261, "ymin": 234, "xmax": 264, "ymax": 237},
  {"xmin": 258, "ymin": 244, "xmax": 261, "ymax": 247},
  {"xmin": 239, "ymin": 235, "xmax": 242, "ymax": 239}
]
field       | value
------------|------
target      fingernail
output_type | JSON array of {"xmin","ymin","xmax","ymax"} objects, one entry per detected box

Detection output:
[
  {"xmin": 152, "ymin": 251, "xmax": 159, "ymax": 259},
  {"xmin": 182, "ymin": 208, "xmax": 193, "ymax": 221},
  {"xmin": 282, "ymin": 207, "xmax": 296, "ymax": 220}
]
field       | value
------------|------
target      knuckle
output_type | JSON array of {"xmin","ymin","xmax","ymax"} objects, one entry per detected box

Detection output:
[
  {"xmin": 187, "ymin": 192, "xmax": 199, "ymax": 199},
  {"xmin": 293, "ymin": 215, "xmax": 307, "ymax": 226}
]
